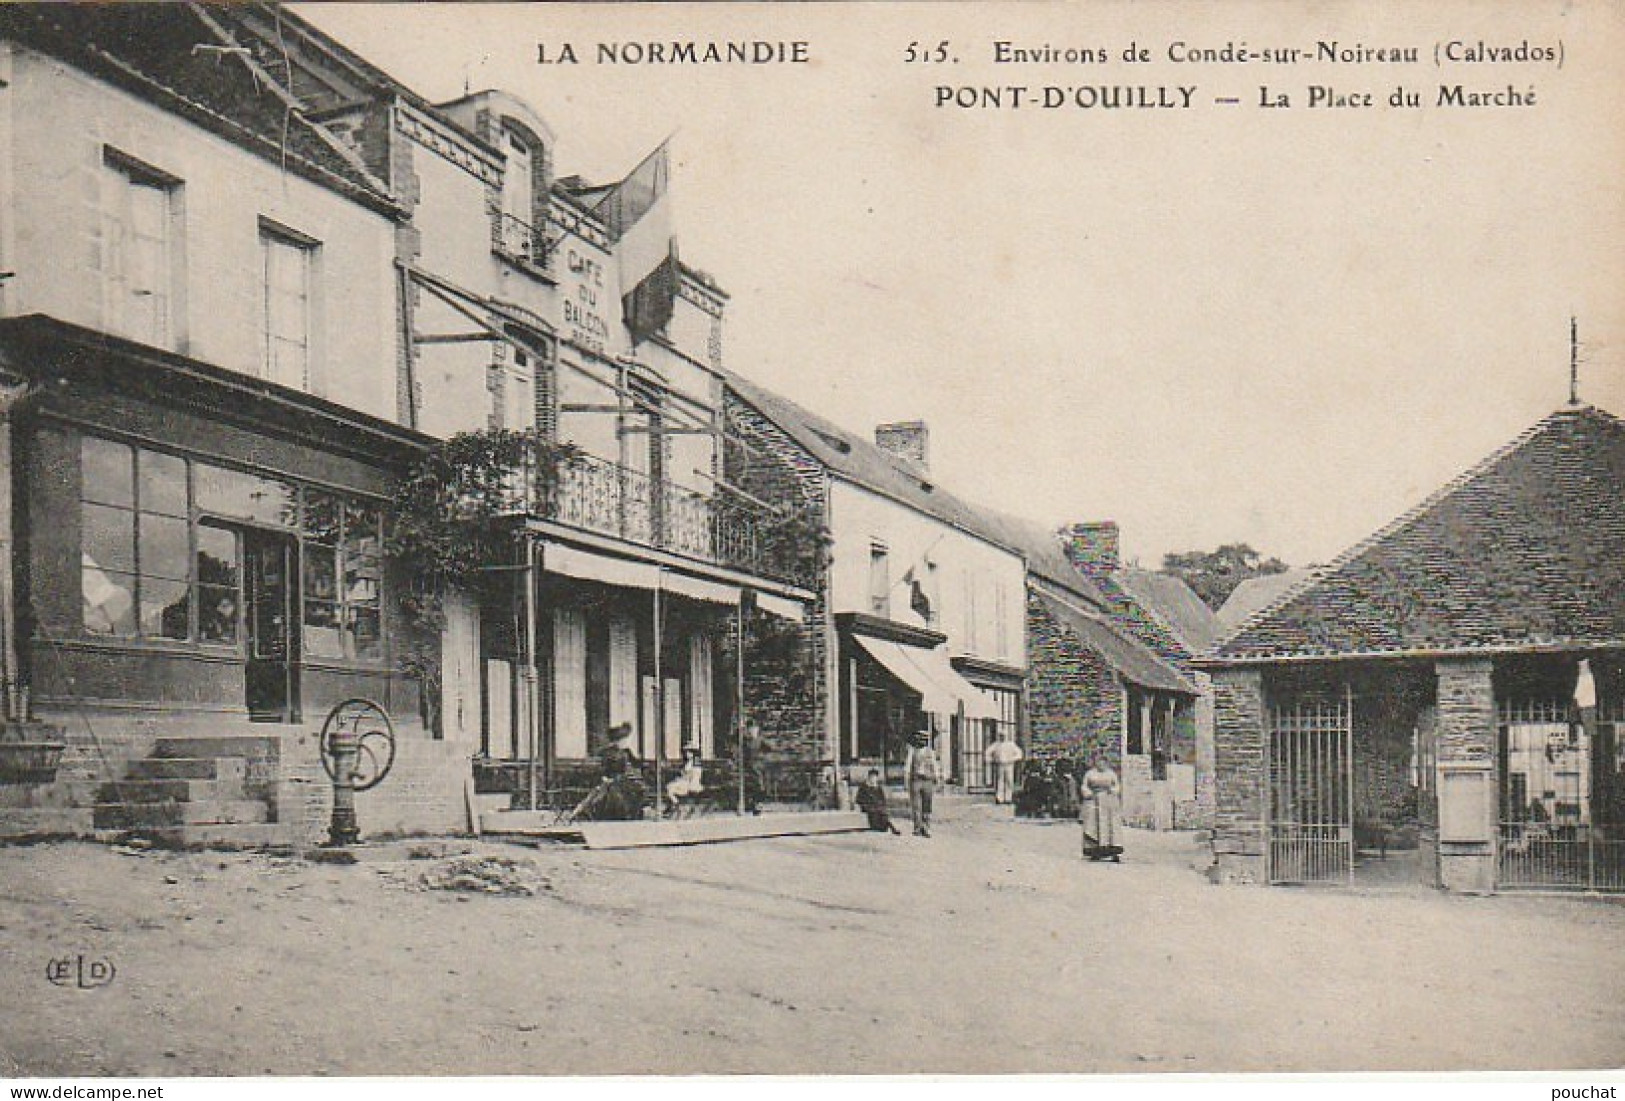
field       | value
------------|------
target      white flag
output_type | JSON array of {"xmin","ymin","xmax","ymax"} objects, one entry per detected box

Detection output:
[
  {"xmin": 599, "ymin": 139, "xmax": 674, "ymax": 301},
  {"xmin": 1574, "ymin": 658, "xmax": 1598, "ymax": 710}
]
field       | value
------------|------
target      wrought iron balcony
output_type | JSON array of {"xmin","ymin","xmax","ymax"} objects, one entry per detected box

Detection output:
[
  {"xmin": 493, "ymin": 212, "xmax": 550, "ymax": 270},
  {"xmin": 527, "ymin": 449, "xmax": 815, "ymax": 590}
]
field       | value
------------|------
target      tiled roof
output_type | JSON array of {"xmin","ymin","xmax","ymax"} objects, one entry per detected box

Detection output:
[
  {"xmin": 991, "ymin": 513, "xmax": 1111, "ymax": 608},
  {"xmin": 1116, "ymin": 568, "xmax": 1222, "ymax": 654},
  {"xmin": 722, "ymin": 371, "xmax": 1022, "ymax": 555},
  {"xmin": 1213, "ymin": 405, "xmax": 1625, "ymax": 662},
  {"xmin": 721, "ymin": 373, "xmax": 1209, "ymax": 684},
  {"xmin": 1034, "ymin": 591, "xmax": 1197, "ymax": 695},
  {"xmin": 1, "ymin": 4, "xmax": 396, "ymax": 213},
  {"xmin": 983, "ymin": 512, "xmax": 1200, "ymax": 675},
  {"xmin": 1215, "ymin": 569, "xmax": 1315, "ymax": 638}
]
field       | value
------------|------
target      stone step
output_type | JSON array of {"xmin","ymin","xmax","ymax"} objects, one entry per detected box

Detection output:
[
  {"xmin": 0, "ymin": 721, "xmax": 68, "ymax": 745},
  {"xmin": 126, "ymin": 756, "xmax": 238, "ymax": 781},
  {"xmin": 95, "ymin": 778, "xmax": 242, "ymax": 805},
  {"xmin": 152, "ymin": 736, "xmax": 279, "ymax": 760},
  {"xmin": 0, "ymin": 806, "xmax": 95, "ymax": 835},
  {"xmin": 0, "ymin": 779, "xmax": 103, "ymax": 810},
  {"xmin": 139, "ymin": 822, "xmax": 289, "ymax": 850},
  {"xmin": 93, "ymin": 799, "xmax": 271, "ymax": 830}
]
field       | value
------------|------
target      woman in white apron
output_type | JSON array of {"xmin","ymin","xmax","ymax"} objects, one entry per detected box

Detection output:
[{"xmin": 1080, "ymin": 754, "xmax": 1123, "ymax": 862}]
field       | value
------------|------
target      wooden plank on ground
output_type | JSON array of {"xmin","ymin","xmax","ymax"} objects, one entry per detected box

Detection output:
[
  {"xmin": 481, "ymin": 809, "xmax": 868, "ymax": 849},
  {"xmin": 580, "ymin": 811, "xmax": 868, "ymax": 849}
]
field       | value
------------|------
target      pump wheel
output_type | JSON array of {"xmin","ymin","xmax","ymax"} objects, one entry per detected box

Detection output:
[{"xmin": 318, "ymin": 698, "xmax": 397, "ymax": 792}]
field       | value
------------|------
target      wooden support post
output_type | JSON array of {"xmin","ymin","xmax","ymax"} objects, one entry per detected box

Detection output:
[
  {"xmin": 652, "ymin": 581, "xmax": 664, "ymax": 819},
  {"xmin": 525, "ymin": 539, "xmax": 540, "ymax": 811},
  {"xmin": 737, "ymin": 594, "xmax": 747, "ymax": 815}
]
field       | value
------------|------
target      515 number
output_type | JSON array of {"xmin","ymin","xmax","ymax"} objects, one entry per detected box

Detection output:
[{"xmin": 904, "ymin": 40, "xmax": 956, "ymax": 64}]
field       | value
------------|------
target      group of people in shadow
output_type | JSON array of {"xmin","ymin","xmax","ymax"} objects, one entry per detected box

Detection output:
[{"xmin": 1017, "ymin": 754, "xmax": 1124, "ymax": 861}]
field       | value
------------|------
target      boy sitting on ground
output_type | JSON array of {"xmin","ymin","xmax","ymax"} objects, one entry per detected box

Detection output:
[{"xmin": 855, "ymin": 769, "xmax": 900, "ymax": 834}]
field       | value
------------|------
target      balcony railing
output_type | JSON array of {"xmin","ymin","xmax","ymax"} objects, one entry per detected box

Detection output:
[
  {"xmin": 527, "ymin": 450, "xmax": 813, "ymax": 590},
  {"xmin": 493, "ymin": 211, "xmax": 550, "ymax": 270}
]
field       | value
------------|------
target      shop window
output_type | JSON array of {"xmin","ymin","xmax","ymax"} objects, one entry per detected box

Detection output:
[
  {"xmin": 196, "ymin": 524, "xmax": 240, "ymax": 643},
  {"xmin": 79, "ymin": 437, "xmax": 380, "ymax": 656},
  {"xmin": 195, "ymin": 464, "xmax": 296, "ymax": 527},
  {"xmin": 80, "ymin": 437, "xmax": 189, "ymax": 640},
  {"xmin": 302, "ymin": 490, "xmax": 383, "ymax": 661}
]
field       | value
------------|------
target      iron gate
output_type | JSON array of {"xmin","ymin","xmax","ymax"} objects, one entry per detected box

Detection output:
[
  {"xmin": 1497, "ymin": 699, "xmax": 1625, "ymax": 892},
  {"xmin": 1267, "ymin": 688, "xmax": 1353, "ymax": 885}
]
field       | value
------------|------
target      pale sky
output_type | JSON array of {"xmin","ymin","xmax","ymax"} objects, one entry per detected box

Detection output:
[{"xmin": 298, "ymin": 1, "xmax": 1625, "ymax": 569}]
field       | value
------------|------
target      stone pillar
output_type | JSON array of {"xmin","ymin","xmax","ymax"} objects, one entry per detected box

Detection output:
[
  {"xmin": 1193, "ymin": 671, "xmax": 1218, "ymax": 829},
  {"xmin": 1434, "ymin": 657, "xmax": 1497, "ymax": 894},
  {"xmin": 1210, "ymin": 666, "xmax": 1267, "ymax": 884}
]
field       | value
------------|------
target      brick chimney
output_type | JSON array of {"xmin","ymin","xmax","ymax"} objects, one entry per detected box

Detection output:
[
  {"xmin": 874, "ymin": 421, "xmax": 929, "ymax": 471},
  {"xmin": 1063, "ymin": 521, "xmax": 1120, "ymax": 577}
]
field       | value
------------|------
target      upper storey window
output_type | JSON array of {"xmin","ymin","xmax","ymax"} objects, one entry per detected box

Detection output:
[
  {"xmin": 259, "ymin": 219, "xmax": 321, "ymax": 392},
  {"xmin": 102, "ymin": 148, "xmax": 184, "ymax": 351},
  {"xmin": 493, "ymin": 124, "xmax": 551, "ymax": 269}
]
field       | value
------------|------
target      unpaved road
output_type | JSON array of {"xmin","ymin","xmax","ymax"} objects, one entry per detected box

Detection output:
[{"xmin": 0, "ymin": 803, "xmax": 1621, "ymax": 1076}]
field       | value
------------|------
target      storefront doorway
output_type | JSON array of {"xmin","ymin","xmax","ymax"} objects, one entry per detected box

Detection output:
[{"xmin": 244, "ymin": 529, "xmax": 298, "ymax": 722}]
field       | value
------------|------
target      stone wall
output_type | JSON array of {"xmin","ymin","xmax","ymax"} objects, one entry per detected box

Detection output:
[
  {"xmin": 720, "ymin": 391, "xmax": 831, "ymax": 763},
  {"xmin": 0, "ymin": 710, "xmax": 471, "ymax": 847},
  {"xmin": 1025, "ymin": 593, "xmax": 1122, "ymax": 766},
  {"xmin": 280, "ymin": 725, "xmax": 472, "ymax": 845}
]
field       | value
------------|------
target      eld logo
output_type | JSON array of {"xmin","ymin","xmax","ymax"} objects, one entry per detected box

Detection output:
[{"xmin": 45, "ymin": 954, "xmax": 116, "ymax": 990}]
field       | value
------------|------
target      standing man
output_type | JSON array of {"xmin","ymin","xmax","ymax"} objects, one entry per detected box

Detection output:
[
  {"xmin": 987, "ymin": 730, "xmax": 1024, "ymax": 805},
  {"xmin": 903, "ymin": 729, "xmax": 942, "ymax": 837},
  {"xmin": 741, "ymin": 718, "xmax": 765, "ymax": 814}
]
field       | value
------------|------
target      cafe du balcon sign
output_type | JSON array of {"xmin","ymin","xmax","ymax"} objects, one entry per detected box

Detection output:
[{"xmin": 560, "ymin": 244, "xmax": 617, "ymax": 356}]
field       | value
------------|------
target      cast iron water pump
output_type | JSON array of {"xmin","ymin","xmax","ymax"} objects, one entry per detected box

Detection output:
[{"xmin": 318, "ymin": 698, "xmax": 397, "ymax": 846}]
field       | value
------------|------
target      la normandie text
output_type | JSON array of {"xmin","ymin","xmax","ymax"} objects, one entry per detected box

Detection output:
[{"xmin": 537, "ymin": 41, "xmax": 811, "ymax": 65}]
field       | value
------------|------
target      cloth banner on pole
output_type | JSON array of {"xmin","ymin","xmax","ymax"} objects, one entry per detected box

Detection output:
[
  {"xmin": 623, "ymin": 241, "xmax": 679, "ymax": 344},
  {"xmin": 597, "ymin": 139, "xmax": 678, "ymax": 344}
]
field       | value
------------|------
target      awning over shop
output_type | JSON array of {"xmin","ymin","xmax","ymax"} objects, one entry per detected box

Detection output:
[
  {"xmin": 543, "ymin": 544, "xmax": 662, "ymax": 590},
  {"xmin": 1035, "ymin": 590, "xmax": 1196, "ymax": 695},
  {"xmin": 853, "ymin": 636, "xmax": 1002, "ymax": 720},
  {"xmin": 754, "ymin": 591, "xmax": 806, "ymax": 623},
  {"xmin": 540, "ymin": 542, "xmax": 803, "ymax": 619},
  {"xmin": 660, "ymin": 570, "xmax": 741, "ymax": 607}
]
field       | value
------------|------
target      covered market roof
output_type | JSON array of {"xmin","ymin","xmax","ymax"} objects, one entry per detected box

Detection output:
[
  {"xmin": 1214, "ymin": 569, "xmax": 1316, "ymax": 639},
  {"xmin": 1211, "ymin": 404, "xmax": 1625, "ymax": 663}
]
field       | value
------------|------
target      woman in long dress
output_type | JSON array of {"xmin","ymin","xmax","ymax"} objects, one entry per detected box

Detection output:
[{"xmin": 1079, "ymin": 754, "xmax": 1123, "ymax": 862}]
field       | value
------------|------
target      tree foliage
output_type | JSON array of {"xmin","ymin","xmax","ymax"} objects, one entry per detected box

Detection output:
[
  {"xmin": 752, "ymin": 502, "xmax": 833, "ymax": 589},
  {"xmin": 387, "ymin": 429, "xmax": 576, "ymax": 732},
  {"xmin": 1160, "ymin": 543, "xmax": 1289, "ymax": 611},
  {"xmin": 388, "ymin": 429, "xmax": 577, "ymax": 618}
]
